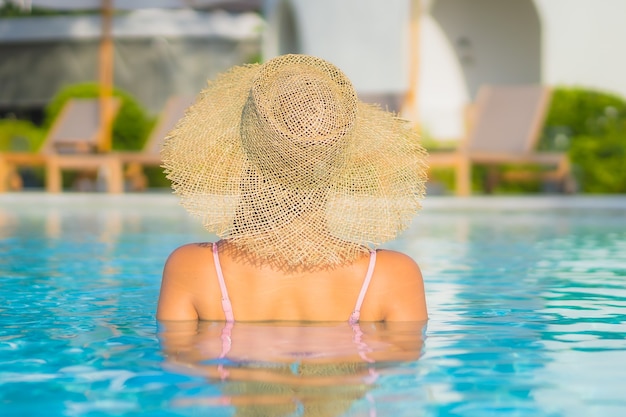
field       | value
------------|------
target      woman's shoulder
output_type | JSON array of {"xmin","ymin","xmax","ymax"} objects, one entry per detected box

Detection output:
[
  {"xmin": 370, "ymin": 249, "xmax": 427, "ymax": 321},
  {"xmin": 166, "ymin": 242, "xmax": 213, "ymax": 258},
  {"xmin": 163, "ymin": 242, "xmax": 216, "ymax": 280},
  {"xmin": 375, "ymin": 249, "xmax": 422, "ymax": 272},
  {"xmin": 166, "ymin": 242, "xmax": 216, "ymax": 262},
  {"xmin": 373, "ymin": 249, "xmax": 423, "ymax": 291},
  {"xmin": 157, "ymin": 242, "xmax": 217, "ymax": 321}
]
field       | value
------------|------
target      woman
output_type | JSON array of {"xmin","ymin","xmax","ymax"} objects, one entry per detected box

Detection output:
[{"xmin": 157, "ymin": 54, "xmax": 429, "ymax": 322}]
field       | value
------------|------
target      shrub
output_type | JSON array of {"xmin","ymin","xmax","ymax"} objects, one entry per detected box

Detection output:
[
  {"xmin": 540, "ymin": 86, "xmax": 626, "ymax": 193},
  {"xmin": 569, "ymin": 122, "xmax": 626, "ymax": 193},
  {"xmin": 0, "ymin": 119, "xmax": 46, "ymax": 187},
  {"xmin": 0, "ymin": 119, "xmax": 45, "ymax": 152},
  {"xmin": 44, "ymin": 83, "xmax": 155, "ymax": 151},
  {"xmin": 540, "ymin": 87, "xmax": 626, "ymax": 151}
]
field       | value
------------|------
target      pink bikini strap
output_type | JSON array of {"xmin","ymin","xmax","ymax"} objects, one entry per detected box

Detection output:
[
  {"xmin": 349, "ymin": 249, "xmax": 377, "ymax": 324},
  {"xmin": 212, "ymin": 242, "xmax": 234, "ymax": 322},
  {"xmin": 217, "ymin": 321, "xmax": 233, "ymax": 380}
]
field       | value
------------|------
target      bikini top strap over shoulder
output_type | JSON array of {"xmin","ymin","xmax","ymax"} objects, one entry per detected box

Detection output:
[
  {"xmin": 212, "ymin": 243, "xmax": 376, "ymax": 323},
  {"xmin": 349, "ymin": 249, "xmax": 377, "ymax": 324},
  {"xmin": 212, "ymin": 242, "xmax": 235, "ymax": 322}
]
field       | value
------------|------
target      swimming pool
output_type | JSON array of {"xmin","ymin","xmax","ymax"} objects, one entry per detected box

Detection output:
[{"xmin": 1, "ymin": 194, "xmax": 625, "ymax": 417}]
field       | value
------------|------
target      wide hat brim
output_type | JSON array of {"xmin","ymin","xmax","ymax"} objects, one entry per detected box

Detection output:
[{"xmin": 162, "ymin": 55, "xmax": 428, "ymax": 268}]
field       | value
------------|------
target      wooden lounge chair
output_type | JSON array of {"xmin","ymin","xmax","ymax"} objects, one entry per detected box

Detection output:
[
  {"xmin": 0, "ymin": 98, "xmax": 123, "ymax": 193},
  {"xmin": 428, "ymin": 85, "xmax": 571, "ymax": 196},
  {"xmin": 114, "ymin": 95, "xmax": 194, "ymax": 191}
]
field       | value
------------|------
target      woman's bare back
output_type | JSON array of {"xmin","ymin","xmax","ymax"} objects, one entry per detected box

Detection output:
[{"xmin": 157, "ymin": 241, "xmax": 427, "ymax": 322}]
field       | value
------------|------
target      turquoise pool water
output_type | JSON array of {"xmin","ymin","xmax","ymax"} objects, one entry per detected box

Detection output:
[{"xmin": 1, "ymin": 194, "xmax": 625, "ymax": 417}]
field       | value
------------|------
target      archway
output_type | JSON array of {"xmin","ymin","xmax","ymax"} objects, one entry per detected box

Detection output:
[
  {"xmin": 419, "ymin": 0, "xmax": 542, "ymax": 139},
  {"xmin": 431, "ymin": 0, "xmax": 542, "ymax": 99}
]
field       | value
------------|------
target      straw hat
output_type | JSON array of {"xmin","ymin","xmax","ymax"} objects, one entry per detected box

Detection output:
[{"xmin": 162, "ymin": 54, "xmax": 428, "ymax": 268}]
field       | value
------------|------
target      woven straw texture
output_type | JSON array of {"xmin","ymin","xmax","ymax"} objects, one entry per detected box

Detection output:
[{"xmin": 162, "ymin": 54, "xmax": 428, "ymax": 268}]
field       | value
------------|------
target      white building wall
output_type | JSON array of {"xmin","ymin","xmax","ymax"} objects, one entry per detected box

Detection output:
[
  {"xmin": 263, "ymin": 0, "xmax": 411, "ymax": 95},
  {"xmin": 417, "ymin": 14, "xmax": 469, "ymax": 141},
  {"xmin": 534, "ymin": 0, "xmax": 626, "ymax": 99}
]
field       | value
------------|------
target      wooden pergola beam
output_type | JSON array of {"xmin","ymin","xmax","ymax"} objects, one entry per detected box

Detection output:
[
  {"xmin": 98, "ymin": 0, "xmax": 114, "ymax": 152},
  {"xmin": 402, "ymin": 0, "xmax": 421, "ymax": 129}
]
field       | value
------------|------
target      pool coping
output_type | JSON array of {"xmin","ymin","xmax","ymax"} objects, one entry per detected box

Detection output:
[{"xmin": 1, "ymin": 192, "xmax": 625, "ymax": 211}]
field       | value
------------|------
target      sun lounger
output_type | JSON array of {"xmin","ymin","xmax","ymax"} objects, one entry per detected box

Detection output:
[
  {"xmin": 0, "ymin": 98, "xmax": 123, "ymax": 193},
  {"xmin": 428, "ymin": 85, "xmax": 571, "ymax": 195}
]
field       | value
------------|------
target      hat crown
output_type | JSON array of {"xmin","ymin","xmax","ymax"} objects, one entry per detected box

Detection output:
[
  {"xmin": 251, "ymin": 56, "xmax": 357, "ymax": 143},
  {"xmin": 241, "ymin": 55, "xmax": 358, "ymax": 186}
]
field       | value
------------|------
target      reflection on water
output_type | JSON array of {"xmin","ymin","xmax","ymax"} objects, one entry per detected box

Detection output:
[{"xmin": 159, "ymin": 321, "xmax": 426, "ymax": 416}]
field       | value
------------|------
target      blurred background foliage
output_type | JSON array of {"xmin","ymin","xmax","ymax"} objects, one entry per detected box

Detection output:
[
  {"xmin": 539, "ymin": 87, "xmax": 626, "ymax": 193},
  {"xmin": 0, "ymin": 118, "xmax": 45, "ymax": 152}
]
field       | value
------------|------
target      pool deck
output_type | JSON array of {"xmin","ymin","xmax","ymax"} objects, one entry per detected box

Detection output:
[{"xmin": 1, "ymin": 192, "xmax": 625, "ymax": 212}]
